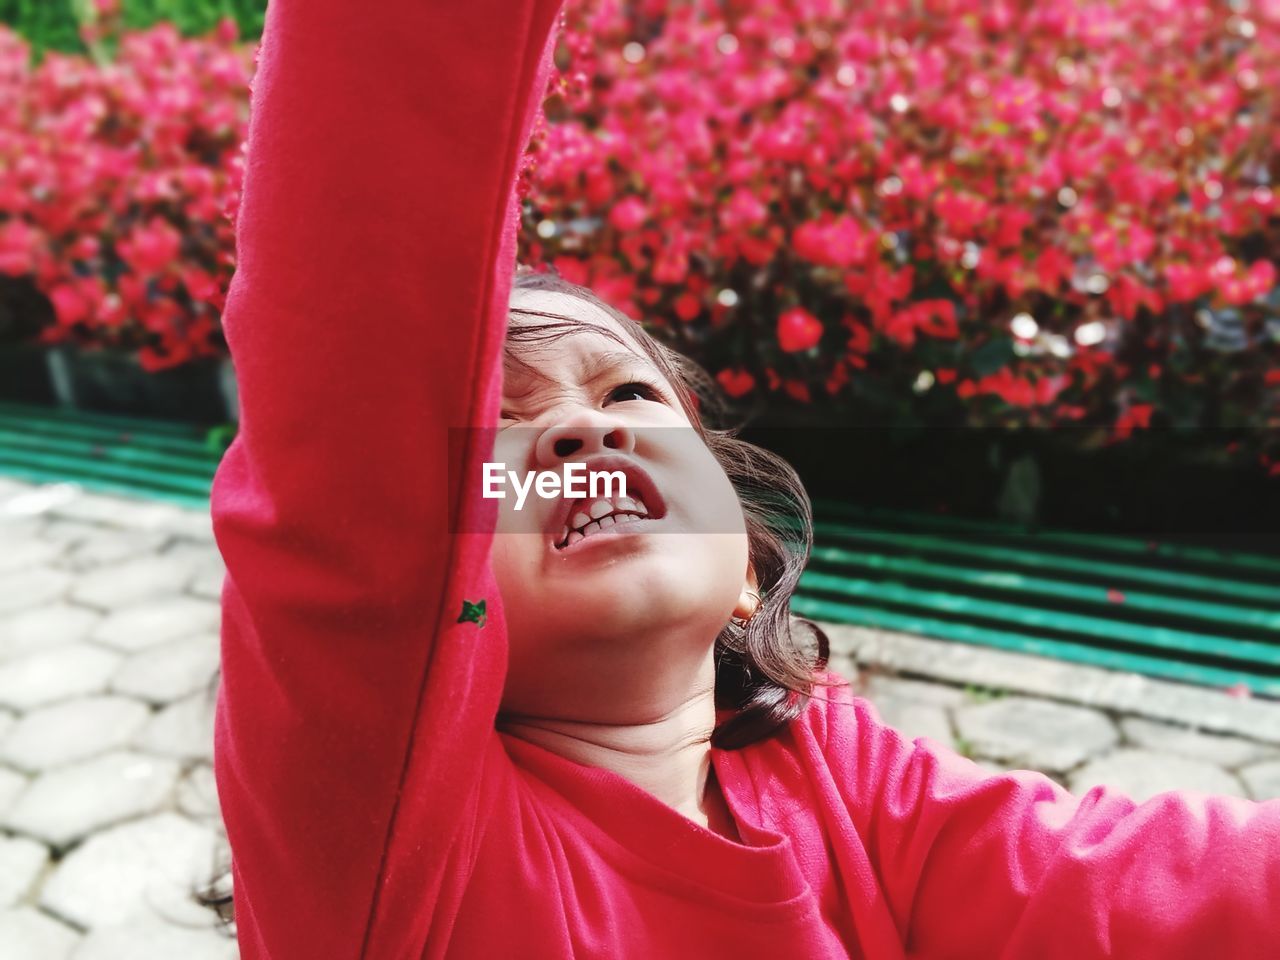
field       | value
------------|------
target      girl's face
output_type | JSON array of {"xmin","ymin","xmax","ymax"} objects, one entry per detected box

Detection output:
[{"xmin": 491, "ymin": 290, "xmax": 754, "ymax": 721}]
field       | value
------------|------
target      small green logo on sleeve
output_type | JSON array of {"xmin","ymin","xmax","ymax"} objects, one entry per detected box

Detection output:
[{"xmin": 457, "ymin": 598, "xmax": 487, "ymax": 628}]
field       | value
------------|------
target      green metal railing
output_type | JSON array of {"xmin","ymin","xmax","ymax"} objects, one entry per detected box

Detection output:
[
  {"xmin": 1, "ymin": 401, "xmax": 1276, "ymax": 697},
  {"xmin": 0, "ymin": 401, "xmax": 224, "ymax": 509},
  {"xmin": 794, "ymin": 501, "xmax": 1280, "ymax": 698}
]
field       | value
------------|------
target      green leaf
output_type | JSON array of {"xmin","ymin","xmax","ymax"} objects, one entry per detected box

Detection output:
[
  {"xmin": 203, "ymin": 423, "xmax": 236, "ymax": 452},
  {"xmin": 969, "ymin": 337, "xmax": 1015, "ymax": 376}
]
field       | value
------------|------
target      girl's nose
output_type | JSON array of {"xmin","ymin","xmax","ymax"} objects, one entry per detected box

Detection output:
[{"xmin": 535, "ymin": 408, "xmax": 637, "ymax": 467}]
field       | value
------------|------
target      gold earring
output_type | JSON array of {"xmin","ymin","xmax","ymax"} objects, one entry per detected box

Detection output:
[{"xmin": 732, "ymin": 591, "xmax": 762, "ymax": 628}]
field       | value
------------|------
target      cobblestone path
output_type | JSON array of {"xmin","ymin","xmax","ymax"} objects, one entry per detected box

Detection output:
[{"xmin": 1, "ymin": 477, "xmax": 1277, "ymax": 957}]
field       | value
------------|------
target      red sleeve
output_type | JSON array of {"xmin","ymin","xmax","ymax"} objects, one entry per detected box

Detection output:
[
  {"xmin": 209, "ymin": 3, "xmax": 562, "ymax": 957},
  {"xmin": 820, "ymin": 680, "xmax": 1280, "ymax": 959}
]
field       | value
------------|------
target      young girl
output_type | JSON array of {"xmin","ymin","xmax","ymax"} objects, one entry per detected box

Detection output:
[{"xmin": 209, "ymin": 1, "xmax": 1280, "ymax": 957}]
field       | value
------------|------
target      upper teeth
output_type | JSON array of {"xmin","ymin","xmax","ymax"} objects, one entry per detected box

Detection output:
[{"xmin": 559, "ymin": 495, "xmax": 649, "ymax": 547}]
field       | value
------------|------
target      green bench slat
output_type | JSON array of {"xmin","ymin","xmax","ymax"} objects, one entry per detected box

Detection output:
[
  {"xmin": 0, "ymin": 415, "xmax": 219, "ymax": 457},
  {"xmin": 791, "ymin": 594, "xmax": 1280, "ymax": 697},
  {"xmin": 797, "ymin": 569, "xmax": 1280, "ymax": 668},
  {"xmin": 0, "ymin": 463, "xmax": 210, "ymax": 510},
  {"xmin": 0, "ymin": 450, "xmax": 213, "ymax": 498},
  {"xmin": 814, "ymin": 499, "xmax": 1280, "ymax": 579},
  {"xmin": 808, "ymin": 545, "xmax": 1280, "ymax": 634},
  {"xmin": 814, "ymin": 521, "xmax": 1278, "ymax": 606},
  {"xmin": 0, "ymin": 429, "xmax": 221, "ymax": 474},
  {"xmin": 0, "ymin": 401, "xmax": 216, "ymax": 437}
]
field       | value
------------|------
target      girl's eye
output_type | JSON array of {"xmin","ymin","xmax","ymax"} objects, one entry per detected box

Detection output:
[{"xmin": 607, "ymin": 381, "xmax": 663, "ymax": 404}]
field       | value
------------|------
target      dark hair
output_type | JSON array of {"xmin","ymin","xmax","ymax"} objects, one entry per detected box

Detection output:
[{"xmin": 508, "ymin": 268, "xmax": 833, "ymax": 750}]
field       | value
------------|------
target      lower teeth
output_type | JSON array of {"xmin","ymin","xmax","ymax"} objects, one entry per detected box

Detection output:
[{"xmin": 561, "ymin": 513, "xmax": 642, "ymax": 547}]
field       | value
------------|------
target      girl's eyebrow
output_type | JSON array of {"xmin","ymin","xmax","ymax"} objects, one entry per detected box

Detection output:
[
  {"xmin": 575, "ymin": 348, "xmax": 660, "ymax": 386},
  {"xmin": 503, "ymin": 348, "xmax": 660, "ymax": 399}
]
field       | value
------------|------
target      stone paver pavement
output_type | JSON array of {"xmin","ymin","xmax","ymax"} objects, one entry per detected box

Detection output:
[
  {"xmin": 0, "ymin": 480, "xmax": 234, "ymax": 956},
  {"xmin": 0, "ymin": 475, "xmax": 1278, "ymax": 953}
]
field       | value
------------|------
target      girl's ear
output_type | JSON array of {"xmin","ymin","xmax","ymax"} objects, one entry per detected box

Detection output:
[{"xmin": 732, "ymin": 561, "xmax": 761, "ymax": 623}]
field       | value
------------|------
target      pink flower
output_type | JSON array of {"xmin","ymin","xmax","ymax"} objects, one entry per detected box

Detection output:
[
  {"xmin": 719, "ymin": 188, "xmax": 768, "ymax": 232},
  {"xmin": 49, "ymin": 282, "xmax": 90, "ymax": 326},
  {"xmin": 1213, "ymin": 257, "xmax": 1276, "ymax": 306},
  {"xmin": 716, "ymin": 368, "xmax": 755, "ymax": 397},
  {"xmin": 647, "ymin": 227, "xmax": 693, "ymax": 284},
  {"xmin": 0, "ymin": 218, "xmax": 39, "ymax": 277},
  {"xmin": 1113, "ymin": 403, "xmax": 1154, "ymax": 441},
  {"xmin": 823, "ymin": 217, "xmax": 871, "ymax": 268},
  {"xmin": 934, "ymin": 189, "xmax": 989, "ymax": 238},
  {"xmin": 777, "ymin": 306, "xmax": 823, "ymax": 353},
  {"xmin": 782, "ymin": 379, "xmax": 811, "ymax": 403},
  {"xmin": 608, "ymin": 196, "xmax": 648, "ymax": 232},
  {"xmin": 552, "ymin": 256, "xmax": 588, "ymax": 286},
  {"xmin": 673, "ymin": 292, "xmax": 702, "ymax": 322},
  {"xmin": 993, "ymin": 207, "xmax": 1033, "ymax": 249},
  {"xmin": 117, "ymin": 218, "xmax": 182, "ymax": 276},
  {"xmin": 180, "ymin": 267, "xmax": 221, "ymax": 305},
  {"xmin": 1034, "ymin": 246, "xmax": 1075, "ymax": 293},
  {"xmin": 1163, "ymin": 262, "xmax": 1211, "ymax": 303},
  {"xmin": 792, "ymin": 216, "xmax": 870, "ymax": 268}
]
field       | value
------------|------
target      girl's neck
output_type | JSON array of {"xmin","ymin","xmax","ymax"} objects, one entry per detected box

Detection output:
[{"xmin": 499, "ymin": 671, "xmax": 729, "ymax": 832}]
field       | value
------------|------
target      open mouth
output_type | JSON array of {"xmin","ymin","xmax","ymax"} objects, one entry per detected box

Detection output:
[{"xmin": 550, "ymin": 456, "xmax": 667, "ymax": 551}]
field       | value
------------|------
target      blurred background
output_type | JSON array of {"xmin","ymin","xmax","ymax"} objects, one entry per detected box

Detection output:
[
  {"xmin": 2, "ymin": 1, "xmax": 1278, "ymax": 525},
  {"xmin": 0, "ymin": 1, "xmax": 1277, "ymax": 955}
]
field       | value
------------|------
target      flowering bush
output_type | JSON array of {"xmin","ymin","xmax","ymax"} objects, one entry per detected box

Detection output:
[
  {"xmin": 0, "ymin": 1, "xmax": 1277, "ymax": 469},
  {"xmin": 519, "ymin": 0, "xmax": 1280, "ymax": 468},
  {"xmin": 0, "ymin": 14, "xmax": 249, "ymax": 369}
]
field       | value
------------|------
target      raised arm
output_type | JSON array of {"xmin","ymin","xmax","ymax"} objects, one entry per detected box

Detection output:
[
  {"xmin": 824, "ymin": 686, "xmax": 1280, "ymax": 958},
  {"xmin": 209, "ymin": 3, "xmax": 562, "ymax": 957}
]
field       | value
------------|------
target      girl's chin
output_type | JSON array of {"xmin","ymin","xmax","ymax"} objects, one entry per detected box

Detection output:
[{"xmin": 542, "ymin": 576, "xmax": 737, "ymax": 628}]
